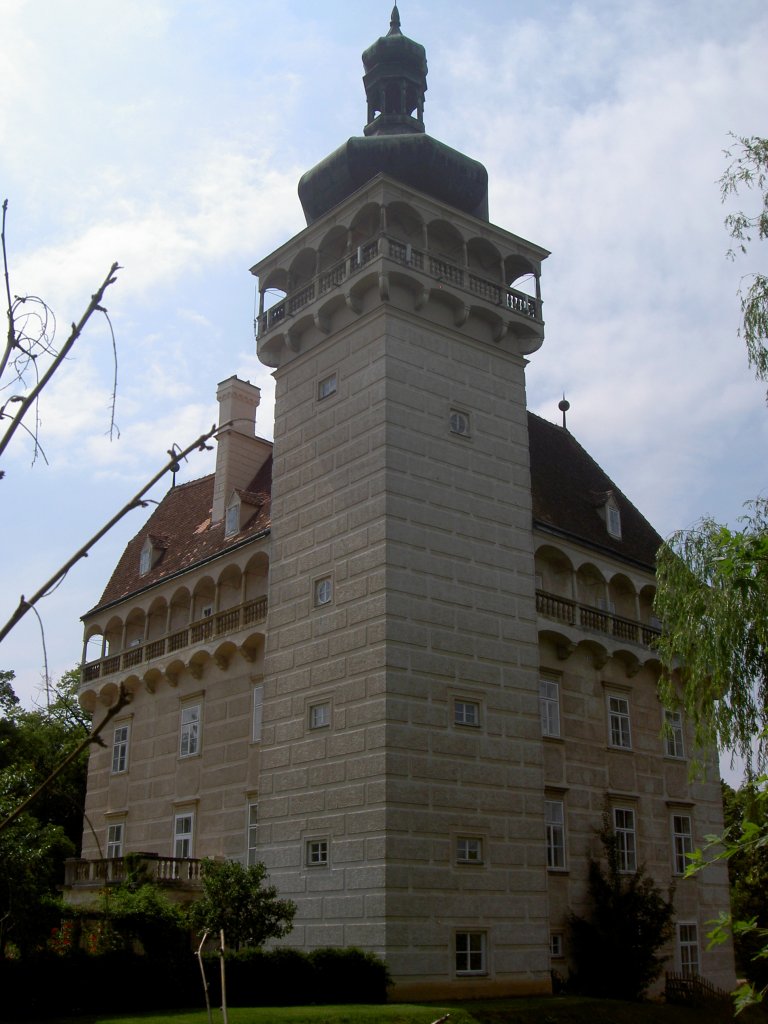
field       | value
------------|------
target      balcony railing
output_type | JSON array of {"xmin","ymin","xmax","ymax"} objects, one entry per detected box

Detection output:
[
  {"xmin": 64, "ymin": 854, "xmax": 202, "ymax": 888},
  {"xmin": 257, "ymin": 232, "xmax": 539, "ymax": 336},
  {"xmin": 536, "ymin": 589, "xmax": 660, "ymax": 649},
  {"xmin": 82, "ymin": 596, "xmax": 268, "ymax": 684}
]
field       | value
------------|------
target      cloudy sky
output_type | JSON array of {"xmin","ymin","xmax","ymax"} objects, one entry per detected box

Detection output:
[{"xmin": 1, "ymin": 0, "xmax": 766, "ymax": 727}]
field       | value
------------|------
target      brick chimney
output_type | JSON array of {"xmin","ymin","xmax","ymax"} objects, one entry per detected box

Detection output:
[{"xmin": 211, "ymin": 376, "xmax": 269, "ymax": 524}]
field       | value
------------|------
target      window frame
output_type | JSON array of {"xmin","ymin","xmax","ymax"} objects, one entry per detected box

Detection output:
[
  {"xmin": 111, "ymin": 723, "xmax": 130, "ymax": 774},
  {"xmin": 247, "ymin": 801, "xmax": 259, "ymax": 866},
  {"xmin": 672, "ymin": 813, "xmax": 694, "ymax": 876},
  {"xmin": 106, "ymin": 822, "xmax": 124, "ymax": 859},
  {"xmin": 179, "ymin": 702, "xmax": 201, "ymax": 758},
  {"xmin": 306, "ymin": 839, "xmax": 329, "ymax": 867},
  {"xmin": 309, "ymin": 701, "xmax": 331, "ymax": 730},
  {"xmin": 664, "ymin": 709, "xmax": 685, "ymax": 759},
  {"xmin": 317, "ymin": 372, "xmax": 338, "ymax": 401},
  {"xmin": 539, "ymin": 677, "xmax": 561, "ymax": 738},
  {"xmin": 225, "ymin": 502, "xmax": 240, "ymax": 537},
  {"xmin": 545, "ymin": 798, "xmax": 567, "ymax": 870},
  {"xmin": 453, "ymin": 698, "xmax": 481, "ymax": 728},
  {"xmin": 613, "ymin": 806, "xmax": 637, "ymax": 873},
  {"xmin": 678, "ymin": 922, "xmax": 700, "ymax": 976},
  {"xmin": 314, "ymin": 576, "xmax": 333, "ymax": 607},
  {"xmin": 455, "ymin": 931, "xmax": 486, "ymax": 975},
  {"xmin": 174, "ymin": 812, "xmax": 195, "ymax": 859},
  {"xmin": 456, "ymin": 836, "xmax": 484, "ymax": 865},
  {"xmin": 252, "ymin": 684, "xmax": 264, "ymax": 743},
  {"xmin": 608, "ymin": 693, "xmax": 632, "ymax": 749}
]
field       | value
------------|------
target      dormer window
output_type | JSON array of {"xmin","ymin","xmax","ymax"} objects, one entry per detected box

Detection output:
[
  {"xmin": 225, "ymin": 501, "xmax": 240, "ymax": 537},
  {"xmin": 139, "ymin": 536, "xmax": 164, "ymax": 576},
  {"xmin": 606, "ymin": 502, "xmax": 622, "ymax": 539}
]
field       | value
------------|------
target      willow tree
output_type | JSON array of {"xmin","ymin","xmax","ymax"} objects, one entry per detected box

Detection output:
[{"xmin": 654, "ymin": 134, "xmax": 768, "ymax": 1009}]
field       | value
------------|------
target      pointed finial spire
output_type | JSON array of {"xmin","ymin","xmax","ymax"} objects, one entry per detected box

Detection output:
[{"xmin": 388, "ymin": 4, "xmax": 401, "ymax": 35}]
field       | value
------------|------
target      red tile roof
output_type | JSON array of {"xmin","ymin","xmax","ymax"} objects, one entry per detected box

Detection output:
[
  {"xmin": 87, "ymin": 414, "xmax": 660, "ymax": 617},
  {"xmin": 87, "ymin": 455, "xmax": 272, "ymax": 615}
]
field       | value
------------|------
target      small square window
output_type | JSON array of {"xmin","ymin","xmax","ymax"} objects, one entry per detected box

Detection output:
[
  {"xmin": 318, "ymin": 373, "xmax": 337, "ymax": 400},
  {"xmin": 307, "ymin": 839, "xmax": 328, "ymax": 866},
  {"xmin": 309, "ymin": 702, "xmax": 331, "ymax": 729},
  {"xmin": 314, "ymin": 577, "xmax": 333, "ymax": 606},
  {"xmin": 454, "ymin": 699, "xmax": 480, "ymax": 727},
  {"xmin": 550, "ymin": 933, "xmax": 564, "ymax": 958},
  {"xmin": 456, "ymin": 837, "xmax": 483, "ymax": 864},
  {"xmin": 449, "ymin": 409, "xmax": 471, "ymax": 436},
  {"xmin": 455, "ymin": 931, "xmax": 486, "ymax": 974}
]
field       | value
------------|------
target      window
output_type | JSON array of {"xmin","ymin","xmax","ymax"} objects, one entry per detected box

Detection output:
[
  {"xmin": 607, "ymin": 503, "xmax": 622, "ymax": 539},
  {"xmin": 613, "ymin": 807, "xmax": 637, "ymax": 872},
  {"xmin": 672, "ymin": 814, "xmax": 694, "ymax": 875},
  {"xmin": 174, "ymin": 813, "xmax": 194, "ymax": 858},
  {"xmin": 678, "ymin": 923, "xmax": 700, "ymax": 976},
  {"xmin": 456, "ymin": 837, "xmax": 483, "ymax": 864},
  {"xmin": 180, "ymin": 703, "xmax": 201, "ymax": 757},
  {"xmin": 449, "ymin": 409, "xmax": 470, "ymax": 437},
  {"xmin": 306, "ymin": 839, "xmax": 328, "ymax": 866},
  {"xmin": 309, "ymin": 702, "xmax": 331, "ymax": 729},
  {"xmin": 106, "ymin": 822, "xmax": 124, "ymax": 859},
  {"xmin": 540, "ymin": 677, "xmax": 560, "ymax": 737},
  {"xmin": 665, "ymin": 710, "xmax": 685, "ymax": 758},
  {"xmin": 318, "ymin": 372, "xmax": 337, "ymax": 400},
  {"xmin": 454, "ymin": 699, "xmax": 480, "ymax": 727},
  {"xmin": 608, "ymin": 694, "xmax": 632, "ymax": 749},
  {"xmin": 225, "ymin": 502, "xmax": 240, "ymax": 537},
  {"xmin": 111, "ymin": 724, "xmax": 130, "ymax": 774},
  {"xmin": 545, "ymin": 799, "xmax": 566, "ymax": 869},
  {"xmin": 247, "ymin": 802, "xmax": 259, "ymax": 866},
  {"xmin": 139, "ymin": 545, "xmax": 152, "ymax": 575},
  {"xmin": 455, "ymin": 931, "xmax": 486, "ymax": 975},
  {"xmin": 314, "ymin": 576, "xmax": 333, "ymax": 606},
  {"xmin": 550, "ymin": 933, "xmax": 564, "ymax": 958},
  {"xmin": 252, "ymin": 684, "xmax": 263, "ymax": 742}
]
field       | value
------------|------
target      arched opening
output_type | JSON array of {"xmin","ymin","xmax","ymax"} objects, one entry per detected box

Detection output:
[
  {"xmin": 350, "ymin": 203, "xmax": 380, "ymax": 248},
  {"xmin": 427, "ymin": 219, "xmax": 464, "ymax": 264},
  {"xmin": 145, "ymin": 596, "xmax": 168, "ymax": 642},
  {"xmin": 289, "ymin": 248, "xmax": 317, "ymax": 290},
  {"xmin": 467, "ymin": 237, "xmax": 502, "ymax": 281},
  {"xmin": 387, "ymin": 201, "xmax": 423, "ymax": 246},
  {"xmin": 168, "ymin": 587, "xmax": 192, "ymax": 633},
  {"xmin": 217, "ymin": 564, "xmax": 242, "ymax": 612}
]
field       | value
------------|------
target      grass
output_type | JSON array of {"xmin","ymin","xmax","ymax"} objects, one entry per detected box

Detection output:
[{"xmin": 8, "ymin": 996, "xmax": 767, "ymax": 1024}]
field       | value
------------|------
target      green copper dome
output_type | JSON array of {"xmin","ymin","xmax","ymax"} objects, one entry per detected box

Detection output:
[{"xmin": 298, "ymin": 7, "xmax": 489, "ymax": 224}]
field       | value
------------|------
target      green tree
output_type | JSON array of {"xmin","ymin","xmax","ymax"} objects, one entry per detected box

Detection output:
[
  {"xmin": 654, "ymin": 134, "xmax": 768, "ymax": 1009},
  {"xmin": 568, "ymin": 814, "xmax": 676, "ymax": 1001},
  {"xmin": 190, "ymin": 858, "xmax": 296, "ymax": 951},
  {"xmin": 0, "ymin": 669, "xmax": 89, "ymax": 956}
]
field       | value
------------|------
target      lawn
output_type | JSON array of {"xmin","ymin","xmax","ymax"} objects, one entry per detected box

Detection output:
[{"xmin": 9, "ymin": 997, "xmax": 763, "ymax": 1024}]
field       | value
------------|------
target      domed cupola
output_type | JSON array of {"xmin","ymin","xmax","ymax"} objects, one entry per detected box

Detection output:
[
  {"xmin": 362, "ymin": 5, "xmax": 427, "ymax": 136},
  {"xmin": 298, "ymin": 8, "xmax": 489, "ymax": 225}
]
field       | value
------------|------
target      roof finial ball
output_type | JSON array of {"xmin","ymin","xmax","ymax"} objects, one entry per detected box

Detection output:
[
  {"xmin": 558, "ymin": 396, "xmax": 570, "ymax": 430},
  {"xmin": 389, "ymin": 4, "xmax": 401, "ymax": 34}
]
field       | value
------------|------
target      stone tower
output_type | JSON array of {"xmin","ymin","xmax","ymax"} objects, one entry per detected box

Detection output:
[{"xmin": 252, "ymin": 8, "xmax": 551, "ymax": 999}]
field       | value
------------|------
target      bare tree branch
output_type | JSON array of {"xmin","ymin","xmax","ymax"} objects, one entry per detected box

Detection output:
[{"xmin": 0, "ymin": 424, "xmax": 219, "ymax": 646}]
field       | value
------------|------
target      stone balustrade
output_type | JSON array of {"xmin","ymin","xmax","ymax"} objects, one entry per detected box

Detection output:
[{"xmin": 536, "ymin": 589, "xmax": 660, "ymax": 649}]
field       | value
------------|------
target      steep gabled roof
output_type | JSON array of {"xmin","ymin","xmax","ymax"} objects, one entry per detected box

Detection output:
[
  {"xmin": 87, "ymin": 456, "xmax": 272, "ymax": 615},
  {"xmin": 527, "ymin": 412, "xmax": 661, "ymax": 570}
]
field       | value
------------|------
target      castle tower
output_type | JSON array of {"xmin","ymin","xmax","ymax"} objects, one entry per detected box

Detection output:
[{"xmin": 252, "ymin": 9, "xmax": 551, "ymax": 998}]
